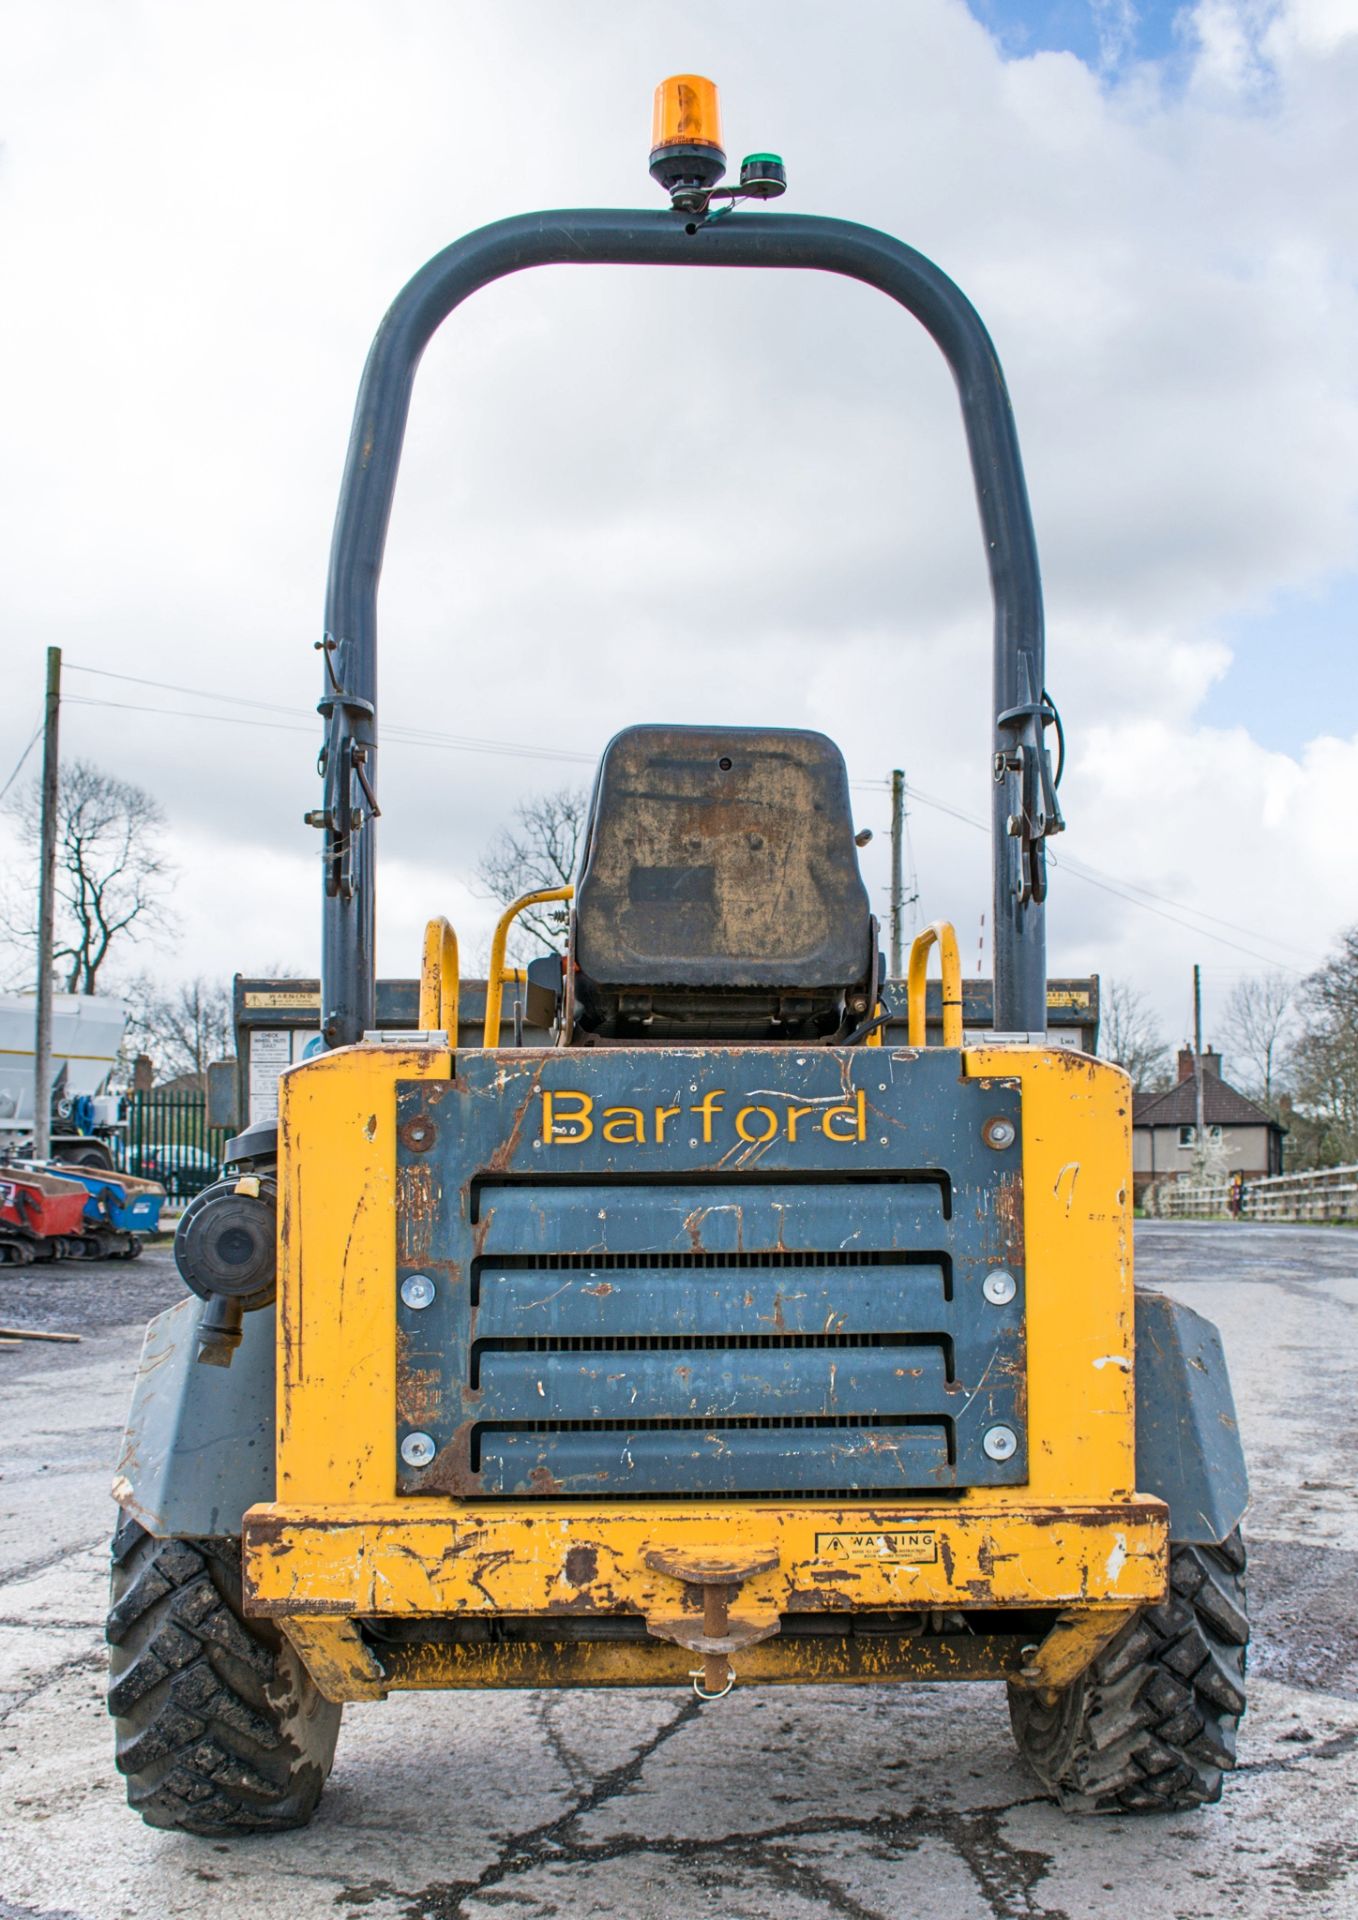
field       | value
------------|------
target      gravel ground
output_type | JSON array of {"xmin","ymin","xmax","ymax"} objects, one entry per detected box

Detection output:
[
  {"xmin": 0, "ymin": 1237, "xmax": 182, "ymax": 1339},
  {"xmin": 0, "ymin": 1225, "xmax": 1355, "ymax": 1920}
]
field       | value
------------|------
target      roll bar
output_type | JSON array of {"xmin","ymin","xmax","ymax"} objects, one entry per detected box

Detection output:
[{"xmin": 317, "ymin": 209, "xmax": 1057, "ymax": 1047}]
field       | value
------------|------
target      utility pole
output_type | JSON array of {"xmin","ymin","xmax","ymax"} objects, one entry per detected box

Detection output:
[
  {"xmin": 889, "ymin": 768, "xmax": 905, "ymax": 978},
  {"xmin": 33, "ymin": 647, "xmax": 61, "ymax": 1161},
  {"xmin": 1192, "ymin": 961, "xmax": 1205, "ymax": 1171}
]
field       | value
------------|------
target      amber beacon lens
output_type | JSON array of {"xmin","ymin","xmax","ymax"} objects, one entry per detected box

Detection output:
[{"xmin": 649, "ymin": 74, "xmax": 727, "ymax": 193}]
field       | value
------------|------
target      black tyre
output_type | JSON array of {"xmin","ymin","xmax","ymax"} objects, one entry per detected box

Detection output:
[
  {"xmin": 106, "ymin": 1514, "xmax": 342, "ymax": 1835},
  {"xmin": 56, "ymin": 1141, "xmax": 115, "ymax": 1171},
  {"xmin": 1009, "ymin": 1530, "xmax": 1248, "ymax": 1812}
]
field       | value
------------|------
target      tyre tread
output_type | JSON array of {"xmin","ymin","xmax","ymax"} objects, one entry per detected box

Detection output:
[
  {"xmin": 106, "ymin": 1523, "xmax": 341, "ymax": 1836},
  {"xmin": 1008, "ymin": 1530, "xmax": 1249, "ymax": 1814}
]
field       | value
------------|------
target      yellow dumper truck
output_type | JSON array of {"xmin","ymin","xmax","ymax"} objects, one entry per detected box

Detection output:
[{"xmin": 108, "ymin": 78, "xmax": 1248, "ymax": 1834}]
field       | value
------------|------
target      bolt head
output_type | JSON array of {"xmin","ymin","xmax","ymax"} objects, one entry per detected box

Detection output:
[
  {"xmin": 983, "ymin": 1269, "xmax": 1018, "ymax": 1305},
  {"xmin": 401, "ymin": 1431, "xmax": 436, "ymax": 1469},
  {"xmin": 983, "ymin": 1116, "xmax": 1017, "ymax": 1151},
  {"xmin": 401, "ymin": 1273, "xmax": 436, "ymax": 1310},
  {"xmin": 983, "ymin": 1424, "xmax": 1018, "ymax": 1462}
]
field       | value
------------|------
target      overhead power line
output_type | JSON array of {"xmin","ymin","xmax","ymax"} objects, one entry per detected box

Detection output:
[
  {"xmin": 63, "ymin": 663, "xmax": 1314, "ymax": 971},
  {"xmin": 858, "ymin": 774, "xmax": 1309, "ymax": 975},
  {"xmin": 64, "ymin": 666, "xmax": 598, "ymax": 767},
  {"xmin": 0, "ymin": 722, "xmax": 43, "ymax": 804}
]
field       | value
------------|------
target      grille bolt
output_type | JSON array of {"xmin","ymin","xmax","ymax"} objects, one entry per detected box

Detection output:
[
  {"xmin": 983, "ymin": 1424, "xmax": 1018, "ymax": 1461},
  {"xmin": 401, "ymin": 1273, "xmax": 436, "ymax": 1310},
  {"xmin": 983, "ymin": 1269, "xmax": 1017, "ymax": 1305},
  {"xmin": 982, "ymin": 1115, "xmax": 1017, "ymax": 1150},
  {"xmin": 400, "ymin": 1431, "xmax": 436, "ymax": 1469}
]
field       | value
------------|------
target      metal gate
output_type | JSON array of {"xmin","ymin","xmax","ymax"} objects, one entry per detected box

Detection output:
[{"xmin": 124, "ymin": 1092, "xmax": 228, "ymax": 1200}]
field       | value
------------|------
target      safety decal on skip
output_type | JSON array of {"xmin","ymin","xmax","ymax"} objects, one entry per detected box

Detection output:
[{"xmin": 814, "ymin": 1531, "xmax": 938, "ymax": 1564}]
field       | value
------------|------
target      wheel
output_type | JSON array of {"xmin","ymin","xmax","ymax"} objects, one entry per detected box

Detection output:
[
  {"xmin": 106, "ymin": 1515, "xmax": 342, "ymax": 1834},
  {"xmin": 57, "ymin": 1142, "xmax": 114, "ymax": 1171},
  {"xmin": 1009, "ymin": 1531, "xmax": 1248, "ymax": 1812}
]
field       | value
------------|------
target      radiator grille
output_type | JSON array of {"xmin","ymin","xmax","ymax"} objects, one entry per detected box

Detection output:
[{"xmin": 394, "ymin": 1054, "xmax": 1026, "ymax": 1498}]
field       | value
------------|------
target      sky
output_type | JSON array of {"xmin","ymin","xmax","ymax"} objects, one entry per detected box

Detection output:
[{"xmin": 0, "ymin": 0, "xmax": 1354, "ymax": 1056}]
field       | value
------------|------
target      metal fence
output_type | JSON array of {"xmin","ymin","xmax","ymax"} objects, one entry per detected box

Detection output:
[
  {"xmin": 1153, "ymin": 1164, "xmax": 1358, "ymax": 1223},
  {"xmin": 122, "ymin": 1091, "xmax": 229, "ymax": 1202}
]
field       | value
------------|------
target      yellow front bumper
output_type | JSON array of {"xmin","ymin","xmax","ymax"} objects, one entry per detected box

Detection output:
[{"xmin": 242, "ymin": 1496, "xmax": 1168, "ymax": 1703}]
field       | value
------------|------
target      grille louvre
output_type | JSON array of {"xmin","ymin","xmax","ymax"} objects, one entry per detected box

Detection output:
[
  {"xmin": 480, "ymin": 1248, "xmax": 934, "ymax": 1271},
  {"xmin": 473, "ymin": 1331, "xmax": 949, "ymax": 1354}
]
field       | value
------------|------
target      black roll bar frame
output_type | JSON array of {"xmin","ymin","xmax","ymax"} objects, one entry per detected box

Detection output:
[{"xmin": 318, "ymin": 208, "xmax": 1052, "ymax": 1047}]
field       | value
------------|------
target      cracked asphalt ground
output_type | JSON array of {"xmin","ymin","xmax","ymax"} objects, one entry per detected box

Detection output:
[{"xmin": 1, "ymin": 1223, "xmax": 1356, "ymax": 1920}]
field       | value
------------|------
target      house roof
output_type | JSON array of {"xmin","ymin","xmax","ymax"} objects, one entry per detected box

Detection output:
[{"xmin": 1133, "ymin": 1074, "xmax": 1281, "ymax": 1132}]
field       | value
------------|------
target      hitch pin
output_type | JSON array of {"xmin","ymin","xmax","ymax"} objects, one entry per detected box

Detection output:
[{"xmin": 690, "ymin": 1661, "xmax": 735, "ymax": 1701}]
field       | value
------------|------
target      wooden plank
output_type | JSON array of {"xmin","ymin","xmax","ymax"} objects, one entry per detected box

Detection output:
[{"xmin": 0, "ymin": 1326, "xmax": 81, "ymax": 1343}]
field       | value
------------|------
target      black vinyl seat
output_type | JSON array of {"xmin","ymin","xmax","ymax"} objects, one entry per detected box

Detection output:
[{"xmin": 570, "ymin": 725, "xmax": 875, "ymax": 1040}]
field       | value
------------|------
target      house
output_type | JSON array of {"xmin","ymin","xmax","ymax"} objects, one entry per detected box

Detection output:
[{"xmin": 1132, "ymin": 1048, "xmax": 1285, "ymax": 1199}]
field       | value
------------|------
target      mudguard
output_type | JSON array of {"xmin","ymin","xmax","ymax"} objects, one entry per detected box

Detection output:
[
  {"xmin": 112, "ymin": 1295, "xmax": 274, "ymax": 1539},
  {"xmin": 1134, "ymin": 1289, "xmax": 1249, "ymax": 1545}
]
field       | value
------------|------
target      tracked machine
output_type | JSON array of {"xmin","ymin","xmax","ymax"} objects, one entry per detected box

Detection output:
[{"xmin": 108, "ymin": 78, "xmax": 1249, "ymax": 1834}]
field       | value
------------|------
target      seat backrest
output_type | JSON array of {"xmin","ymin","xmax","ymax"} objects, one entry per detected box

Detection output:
[{"xmin": 573, "ymin": 724, "xmax": 872, "ymax": 994}]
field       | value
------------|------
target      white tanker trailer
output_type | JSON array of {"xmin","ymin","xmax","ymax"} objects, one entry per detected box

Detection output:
[{"xmin": 0, "ymin": 992, "xmax": 128, "ymax": 1169}]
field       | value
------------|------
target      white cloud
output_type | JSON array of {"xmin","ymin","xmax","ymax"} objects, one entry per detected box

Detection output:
[{"xmin": 0, "ymin": 0, "xmax": 1355, "ymax": 1048}]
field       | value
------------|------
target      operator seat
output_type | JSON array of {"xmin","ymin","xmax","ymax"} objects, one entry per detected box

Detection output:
[{"xmin": 569, "ymin": 724, "xmax": 876, "ymax": 1042}]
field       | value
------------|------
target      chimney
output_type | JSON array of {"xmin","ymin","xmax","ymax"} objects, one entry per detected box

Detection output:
[{"xmin": 1178, "ymin": 1045, "xmax": 1222, "ymax": 1083}]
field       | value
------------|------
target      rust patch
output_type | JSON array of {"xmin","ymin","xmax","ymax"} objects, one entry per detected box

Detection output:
[
  {"xmin": 564, "ymin": 1544, "xmax": 600, "ymax": 1588},
  {"xmin": 413, "ymin": 1421, "xmax": 479, "ymax": 1496},
  {"xmin": 399, "ymin": 1114, "xmax": 436, "ymax": 1153},
  {"xmin": 396, "ymin": 1357, "xmax": 443, "ymax": 1428},
  {"xmin": 995, "ymin": 1170, "xmax": 1025, "ymax": 1265},
  {"xmin": 397, "ymin": 1163, "xmax": 436, "ymax": 1267},
  {"xmin": 465, "ymin": 1549, "xmax": 515, "ymax": 1609},
  {"xmin": 783, "ymin": 1584, "xmax": 856, "ymax": 1611},
  {"xmin": 483, "ymin": 1059, "xmax": 548, "ymax": 1175}
]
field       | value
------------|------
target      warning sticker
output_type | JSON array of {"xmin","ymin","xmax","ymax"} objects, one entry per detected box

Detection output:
[
  {"xmin": 814, "ymin": 1530, "xmax": 938, "ymax": 1564},
  {"xmin": 243, "ymin": 990, "xmax": 321, "ymax": 1010},
  {"xmin": 248, "ymin": 1029, "xmax": 292, "ymax": 1124}
]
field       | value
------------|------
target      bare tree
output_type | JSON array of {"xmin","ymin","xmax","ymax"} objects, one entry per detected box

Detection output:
[
  {"xmin": 1098, "ymin": 978, "xmax": 1171, "ymax": 1091},
  {"xmin": 2, "ymin": 759, "xmax": 175, "ymax": 992},
  {"xmin": 1218, "ymin": 972, "xmax": 1295, "ymax": 1107},
  {"xmin": 1290, "ymin": 926, "xmax": 1358, "ymax": 1165},
  {"xmin": 474, "ymin": 787, "xmax": 589, "ymax": 961},
  {"xmin": 121, "ymin": 973, "xmax": 234, "ymax": 1086}
]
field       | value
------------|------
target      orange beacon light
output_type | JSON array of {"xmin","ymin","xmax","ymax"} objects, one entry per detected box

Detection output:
[{"xmin": 649, "ymin": 74, "xmax": 727, "ymax": 195}]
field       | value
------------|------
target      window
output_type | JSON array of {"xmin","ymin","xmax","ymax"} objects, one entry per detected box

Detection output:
[
  {"xmin": 1178, "ymin": 1124, "xmax": 1222, "ymax": 1149},
  {"xmin": 1178, "ymin": 1125, "xmax": 1194, "ymax": 1149}
]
